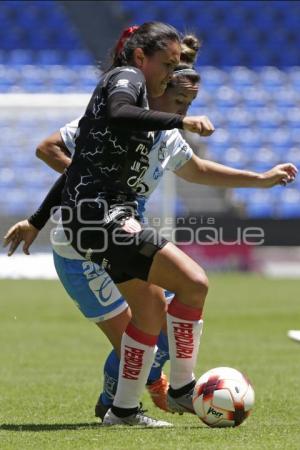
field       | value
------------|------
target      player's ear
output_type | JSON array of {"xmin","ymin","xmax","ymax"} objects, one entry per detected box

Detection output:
[{"xmin": 133, "ymin": 48, "xmax": 145, "ymax": 69}]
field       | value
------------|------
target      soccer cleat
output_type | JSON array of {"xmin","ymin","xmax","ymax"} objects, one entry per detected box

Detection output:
[
  {"xmin": 147, "ymin": 372, "xmax": 169, "ymax": 412},
  {"xmin": 102, "ymin": 406, "xmax": 173, "ymax": 427},
  {"xmin": 167, "ymin": 387, "xmax": 196, "ymax": 415},
  {"xmin": 287, "ymin": 330, "xmax": 300, "ymax": 343},
  {"xmin": 95, "ymin": 397, "xmax": 110, "ymax": 421}
]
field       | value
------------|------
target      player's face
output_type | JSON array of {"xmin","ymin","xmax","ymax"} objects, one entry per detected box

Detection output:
[
  {"xmin": 151, "ymin": 80, "xmax": 199, "ymax": 115},
  {"xmin": 141, "ymin": 40, "xmax": 181, "ymax": 97}
]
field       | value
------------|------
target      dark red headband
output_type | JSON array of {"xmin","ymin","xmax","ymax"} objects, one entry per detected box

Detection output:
[{"xmin": 116, "ymin": 25, "xmax": 139, "ymax": 56}]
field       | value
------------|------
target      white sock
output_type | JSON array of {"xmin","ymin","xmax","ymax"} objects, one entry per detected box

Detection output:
[
  {"xmin": 167, "ymin": 297, "xmax": 203, "ymax": 390},
  {"xmin": 113, "ymin": 322, "xmax": 158, "ymax": 409}
]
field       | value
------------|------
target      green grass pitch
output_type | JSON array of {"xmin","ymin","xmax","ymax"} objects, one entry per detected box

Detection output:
[{"xmin": 0, "ymin": 274, "xmax": 299, "ymax": 450}]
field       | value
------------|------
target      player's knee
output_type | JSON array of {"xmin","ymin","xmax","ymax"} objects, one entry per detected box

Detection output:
[
  {"xmin": 150, "ymin": 295, "xmax": 168, "ymax": 320},
  {"xmin": 198, "ymin": 272, "xmax": 209, "ymax": 297},
  {"xmin": 188, "ymin": 272, "xmax": 209, "ymax": 307}
]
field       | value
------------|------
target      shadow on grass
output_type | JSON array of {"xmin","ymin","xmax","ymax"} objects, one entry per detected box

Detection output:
[
  {"xmin": 0, "ymin": 422, "xmax": 100, "ymax": 432},
  {"xmin": 1, "ymin": 423, "xmax": 206, "ymax": 432}
]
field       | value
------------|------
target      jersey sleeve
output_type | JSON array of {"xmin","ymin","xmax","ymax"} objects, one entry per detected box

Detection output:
[
  {"xmin": 107, "ymin": 67, "xmax": 145, "ymax": 102},
  {"xmin": 166, "ymin": 129, "xmax": 194, "ymax": 172},
  {"xmin": 28, "ymin": 173, "xmax": 66, "ymax": 230},
  {"xmin": 59, "ymin": 117, "xmax": 81, "ymax": 156}
]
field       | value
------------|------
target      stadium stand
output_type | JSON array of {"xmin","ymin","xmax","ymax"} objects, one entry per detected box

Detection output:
[
  {"xmin": 120, "ymin": 0, "xmax": 300, "ymax": 67},
  {"xmin": 0, "ymin": 0, "xmax": 300, "ymax": 219},
  {"xmin": 0, "ymin": 0, "xmax": 92, "ymax": 65}
]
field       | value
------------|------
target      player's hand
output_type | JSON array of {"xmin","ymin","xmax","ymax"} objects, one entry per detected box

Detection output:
[
  {"xmin": 3, "ymin": 220, "xmax": 39, "ymax": 256},
  {"xmin": 258, "ymin": 163, "xmax": 298, "ymax": 188},
  {"xmin": 182, "ymin": 116, "xmax": 215, "ymax": 136}
]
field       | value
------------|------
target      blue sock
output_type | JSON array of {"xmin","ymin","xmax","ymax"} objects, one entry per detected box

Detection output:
[
  {"xmin": 99, "ymin": 350, "xmax": 120, "ymax": 406},
  {"xmin": 99, "ymin": 332, "xmax": 169, "ymax": 404},
  {"xmin": 147, "ymin": 331, "xmax": 169, "ymax": 384}
]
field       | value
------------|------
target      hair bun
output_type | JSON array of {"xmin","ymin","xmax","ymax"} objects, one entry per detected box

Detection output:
[{"xmin": 181, "ymin": 34, "xmax": 202, "ymax": 66}]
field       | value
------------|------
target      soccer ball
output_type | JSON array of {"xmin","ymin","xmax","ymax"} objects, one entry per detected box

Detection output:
[{"xmin": 193, "ymin": 367, "xmax": 255, "ymax": 427}]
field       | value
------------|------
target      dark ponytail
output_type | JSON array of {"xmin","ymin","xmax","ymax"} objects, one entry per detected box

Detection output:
[{"xmin": 109, "ymin": 22, "xmax": 181, "ymax": 70}]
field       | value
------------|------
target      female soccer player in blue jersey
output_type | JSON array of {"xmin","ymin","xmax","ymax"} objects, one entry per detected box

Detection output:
[
  {"xmin": 5, "ymin": 26, "xmax": 297, "ymax": 427},
  {"xmin": 57, "ymin": 21, "xmax": 297, "ymax": 428}
]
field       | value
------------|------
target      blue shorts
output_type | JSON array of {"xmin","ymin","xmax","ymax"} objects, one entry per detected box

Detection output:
[
  {"xmin": 53, "ymin": 251, "xmax": 128, "ymax": 322},
  {"xmin": 53, "ymin": 251, "xmax": 175, "ymax": 323}
]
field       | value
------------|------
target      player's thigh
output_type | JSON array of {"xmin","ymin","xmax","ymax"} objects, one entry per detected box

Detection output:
[{"xmin": 148, "ymin": 242, "xmax": 209, "ymax": 297}]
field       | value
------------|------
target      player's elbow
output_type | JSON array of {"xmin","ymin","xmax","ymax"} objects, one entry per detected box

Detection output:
[
  {"xmin": 36, "ymin": 137, "xmax": 61, "ymax": 164},
  {"xmin": 35, "ymin": 145, "xmax": 43, "ymax": 160},
  {"xmin": 36, "ymin": 139, "xmax": 49, "ymax": 161}
]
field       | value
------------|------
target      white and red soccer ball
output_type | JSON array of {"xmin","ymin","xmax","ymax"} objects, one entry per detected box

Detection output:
[{"xmin": 193, "ymin": 367, "xmax": 255, "ymax": 427}]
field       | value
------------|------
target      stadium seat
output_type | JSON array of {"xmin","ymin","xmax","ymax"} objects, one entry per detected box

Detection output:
[
  {"xmin": 285, "ymin": 147, "xmax": 300, "ymax": 166},
  {"xmin": 1, "ymin": 0, "xmax": 300, "ymax": 219},
  {"xmin": 219, "ymin": 146, "xmax": 250, "ymax": 169},
  {"xmin": 121, "ymin": 0, "xmax": 300, "ymax": 67},
  {"xmin": 244, "ymin": 190, "xmax": 275, "ymax": 218},
  {"xmin": 276, "ymin": 189, "xmax": 300, "ymax": 218}
]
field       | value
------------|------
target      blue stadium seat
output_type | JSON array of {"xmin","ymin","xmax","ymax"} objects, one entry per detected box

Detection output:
[
  {"xmin": 276, "ymin": 189, "xmax": 300, "ymax": 218},
  {"xmin": 0, "ymin": 50, "xmax": 7, "ymax": 64},
  {"xmin": 225, "ymin": 108, "xmax": 254, "ymax": 130},
  {"xmin": 252, "ymin": 146, "xmax": 281, "ymax": 167},
  {"xmin": 219, "ymin": 146, "xmax": 250, "ymax": 169},
  {"xmin": 0, "ymin": 168, "xmax": 17, "ymax": 189},
  {"xmin": 235, "ymin": 128, "xmax": 264, "ymax": 148},
  {"xmin": 215, "ymin": 87, "xmax": 241, "ymax": 108},
  {"xmin": 121, "ymin": 0, "xmax": 300, "ymax": 67},
  {"xmin": 285, "ymin": 147, "xmax": 300, "ymax": 166},
  {"xmin": 287, "ymin": 67, "xmax": 300, "ymax": 91},
  {"xmin": 255, "ymin": 107, "xmax": 283, "ymax": 129},
  {"xmin": 285, "ymin": 107, "xmax": 300, "ymax": 128},
  {"xmin": 243, "ymin": 88, "xmax": 271, "ymax": 108},
  {"xmin": 66, "ymin": 50, "xmax": 93, "ymax": 66},
  {"xmin": 266, "ymin": 128, "xmax": 293, "ymax": 148},
  {"xmin": 244, "ymin": 190, "xmax": 275, "ymax": 218},
  {"xmin": 200, "ymin": 67, "xmax": 228, "ymax": 90},
  {"xmin": 36, "ymin": 50, "xmax": 65, "ymax": 65},
  {"xmin": 0, "ymin": 65, "xmax": 20, "ymax": 92},
  {"xmin": 209, "ymin": 128, "xmax": 232, "ymax": 148},
  {"xmin": 0, "ymin": 0, "xmax": 89, "ymax": 70},
  {"xmin": 190, "ymin": 90, "xmax": 213, "ymax": 109},
  {"xmin": 228, "ymin": 67, "xmax": 258, "ymax": 93},
  {"xmin": 8, "ymin": 49, "xmax": 35, "ymax": 65},
  {"xmin": 231, "ymin": 188, "xmax": 253, "ymax": 204},
  {"xmin": 275, "ymin": 88, "xmax": 298, "ymax": 108}
]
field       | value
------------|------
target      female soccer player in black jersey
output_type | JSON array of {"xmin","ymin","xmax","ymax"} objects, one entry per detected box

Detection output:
[
  {"xmin": 58, "ymin": 22, "xmax": 216, "ymax": 426},
  {"xmin": 5, "ymin": 32, "xmax": 215, "ymax": 424}
]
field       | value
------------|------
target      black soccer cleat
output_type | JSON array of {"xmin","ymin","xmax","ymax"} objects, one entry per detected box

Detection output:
[{"xmin": 95, "ymin": 398, "xmax": 110, "ymax": 421}]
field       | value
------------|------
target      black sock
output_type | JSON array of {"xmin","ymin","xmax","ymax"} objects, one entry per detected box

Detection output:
[
  {"xmin": 111, "ymin": 405, "xmax": 139, "ymax": 418},
  {"xmin": 168, "ymin": 379, "xmax": 196, "ymax": 398}
]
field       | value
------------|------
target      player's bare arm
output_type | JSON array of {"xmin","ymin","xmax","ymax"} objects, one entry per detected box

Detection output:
[
  {"xmin": 36, "ymin": 131, "xmax": 71, "ymax": 173},
  {"xmin": 175, "ymin": 154, "xmax": 298, "ymax": 188}
]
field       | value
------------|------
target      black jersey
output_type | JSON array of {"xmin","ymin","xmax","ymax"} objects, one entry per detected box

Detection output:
[
  {"xmin": 62, "ymin": 66, "xmax": 183, "ymax": 210},
  {"xmin": 62, "ymin": 67, "xmax": 155, "ymax": 208}
]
